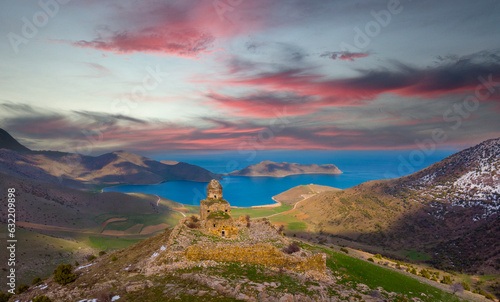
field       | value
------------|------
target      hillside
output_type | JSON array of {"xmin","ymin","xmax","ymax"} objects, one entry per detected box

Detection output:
[
  {"xmin": 0, "ymin": 128, "xmax": 31, "ymax": 152},
  {"xmin": 10, "ymin": 217, "xmax": 468, "ymax": 302},
  {"xmin": 296, "ymin": 138, "xmax": 500, "ymax": 275},
  {"xmin": 0, "ymin": 172, "xmax": 192, "ymax": 288},
  {"xmin": 229, "ymin": 161, "xmax": 342, "ymax": 177},
  {"xmin": 0, "ymin": 129, "xmax": 220, "ymax": 189}
]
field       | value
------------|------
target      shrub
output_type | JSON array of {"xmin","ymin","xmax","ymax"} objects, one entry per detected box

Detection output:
[
  {"xmin": 461, "ymin": 281, "xmax": 470, "ymax": 291},
  {"xmin": 185, "ymin": 215, "xmax": 200, "ymax": 229},
  {"xmin": 277, "ymin": 225, "xmax": 285, "ymax": 234},
  {"xmin": 441, "ymin": 275, "xmax": 452, "ymax": 285},
  {"xmin": 74, "ymin": 261, "xmax": 79, "ymax": 266},
  {"xmin": 99, "ymin": 251, "xmax": 107, "ymax": 256},
  {"xmin": 368, "ymin": 258, "xmax": 374, "ymax": 262},
  {"xmin": 484, "ymin": 293, "xmax": 495, "ymax": 300},
  {"xmin": 111, "ymin": 255, "xmax": 118, "ymax": 262},
  {"xmin": 0, "ymin": 292, "xmax": 12, "ymax": 302},
  {"xmin": 16, "ymin": 284, "xmax": 29, "ymax": 294},
  {"xmin": 410, "ymin": 268, "xmax": 417, "ymax": 275},
  {"xmin": 32, "ymin": 277, "xmax": 43, "ymax": 285},
  {"xmin": 87, "ymin": 255, "xmax": 97, "ymax": 261},
  {"xmin": 33, "ymin": 296, "xmax": 52, "ymax": 302},
  {"xmin": 374, "ymin": 254, "xmax": 383, "ymax": 259},
  {"xmin": 283, "ymin": 242, "xmax": 300, "ymax": 254},
  {"xmin": 420, "ymin": 269, "xmax": 430, "ymax": 279},
  {"xmin": 53, "ymin": 264, "xmax": 76, "ymax": 285},
  {"xmin": 340, "ymin": 247, "xmax": 349, "ymax": 254}
]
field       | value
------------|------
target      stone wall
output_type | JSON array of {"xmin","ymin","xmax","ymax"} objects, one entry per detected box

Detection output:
[
  {"xmin": 200, "ymin": 200, "xmax": 231, "ymax": 220},
  {"xmin": 185, "ymin": 242, "xmax": 326, "ymax": 273},
  {"xmin": 204, "ymin": 218, "xmax": 238, "ymax": 238}
]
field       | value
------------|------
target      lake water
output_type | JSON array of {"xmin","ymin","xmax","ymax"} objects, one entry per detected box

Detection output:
[{"xmin": 103, "ymin": 150, "xmax": 456, "ymax": 207}]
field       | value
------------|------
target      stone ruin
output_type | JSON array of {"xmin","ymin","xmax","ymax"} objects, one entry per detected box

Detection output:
[{"xmin": 200, "ymin": 179, "xmax": 241, "ymax": 238}]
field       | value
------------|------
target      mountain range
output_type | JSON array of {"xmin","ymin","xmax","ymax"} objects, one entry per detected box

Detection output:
[
  {"xmin": 296, "ymin": 138, "xmax": 500, "ymax": 274},
  {"xmin": 0, "ymin": 129, "xmax": 220, "ymax": 189}
]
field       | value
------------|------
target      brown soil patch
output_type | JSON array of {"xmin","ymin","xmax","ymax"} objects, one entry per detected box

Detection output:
[
  {"xmin": 101, "ymin": 217, "xmax": 127, "ymax": 230},
  {"xmin": 140, "ymin": 223, "xmax": 169, "ymax": 234}
]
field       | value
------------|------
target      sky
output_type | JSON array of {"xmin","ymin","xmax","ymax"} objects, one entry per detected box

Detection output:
[{"xmin": 0, "ymin": 0, "xmax": 499, "ymax": 155}]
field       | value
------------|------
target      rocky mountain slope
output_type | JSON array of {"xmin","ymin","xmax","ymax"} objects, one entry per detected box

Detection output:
[
  {"xmin": 229, "ymin": 161, "xmax": 342, "ymax": 177},
  {"xmin": 10, "ymin": 216, "xmax": 466, "ymax": 302},
  {"xmin": 0, "ymin": 129, "xmax": 220, "ymax": 189},
  {"xmin": 0, "ymin": 128, "xmax": 31, "ymax": 152},
  {"xmin": 297, "ymin": 138, "xmax": 500, "ymax": 274}
]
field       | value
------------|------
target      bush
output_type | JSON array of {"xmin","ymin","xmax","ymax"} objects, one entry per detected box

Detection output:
[
  {"xmin": 185, "ymin": 215, "xmax": 200, "ymax": 229},
  {"xmin": 441, "ymin": 275, "xmax": 452, "ymax": 285},
  {"xmin": 484, "ymin": 293, "xmax": 496, "ymax": 300},
  {"xmin": 16, "ymin": 284, "xmax": 29, "ymax": 294},
  {"xmin": 87, "ymin": 255, "xmax": 97, "ymax": 261},
  {"xmin": 0, "ymin": 292, "xmax": 12, "ymax": 302},
  {"xmin": 53, "ymin": 264, "xmax": 76, "ymax": 285},
  {"xmin": 368, "ymin": 258, "xmax": 374, "ymax": 262},
  {"xmin": 461, "ymin": 281, "xmax": 470, "ymax": 291},
  {"xmin": 410, "ymin": 268, "xmax": 417, "ymax": 275},
  {"xmin": 32, "ymin": 277, "xmax": 43, "ymax": 285},
  {"xmin": 277, "ymin": 225, "xmax": 285, "ymax": 234},
  {"xmin": 283, "ymin": 242, "xmax": 300, "ymax": 254},
  {"xmin": 420, "ymin": 269, "xmax": 430, "ymax": 279},
  {"xmin": 374, "ymin": 254, "xmax": 383, "ymax": 259},
  {"xmin": 74, "ymin": 260, "xmax": 79, "ymax": 266},
  {"xmin": 111, "ymin": 255, "xmax": 118, "ymax": 262},
  {"xmin": 33, "ymin": 296, "xmax": 52, "ymax": 302},
  {"xmin": 98, "ymin": 251, "xmax": 107, "ymax": 256},
  {"xmin": 340, "ymin": 247, "xmax": 349, "ymax": 254}
]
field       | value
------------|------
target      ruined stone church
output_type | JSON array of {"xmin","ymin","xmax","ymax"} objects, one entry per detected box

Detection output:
[{"xmin": 200, "ymin": 179, "xmax": 243, "ymax": 238}]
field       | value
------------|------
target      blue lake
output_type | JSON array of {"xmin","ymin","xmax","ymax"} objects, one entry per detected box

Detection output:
[{"xmin": 103, "ymin": 150, "xmax": 456, "ymax": 207}]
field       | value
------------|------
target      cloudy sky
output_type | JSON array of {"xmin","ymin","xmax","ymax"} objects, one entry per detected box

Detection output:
[{"xmin": 0, "ymin": 0, "xmax": 499, "ymax": 154}]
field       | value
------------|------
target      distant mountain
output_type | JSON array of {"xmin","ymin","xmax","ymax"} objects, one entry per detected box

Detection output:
[
  {"xmin": 0, "ymin": 128, "xmax": 31, "ymax": 152},
  {"xmin": 296, "ymin": 137, "xmax": 500, "ymax": 274},
  {"xmin": 229, "ymin": 161, "xmax": 342, "ymax": 177},
  {"xmin": 0, "ymin": 129, "xmax": 220, "ymax": 189}
]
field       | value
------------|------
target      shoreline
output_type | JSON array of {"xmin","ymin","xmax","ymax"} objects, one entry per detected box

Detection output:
[{"xmin": 227, "ymin": 197, "xmax": 282, "ymax": 209}]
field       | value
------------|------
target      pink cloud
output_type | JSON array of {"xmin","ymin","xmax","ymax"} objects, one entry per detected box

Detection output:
[{"xmin": 66, "ymin": 1, "xmax": 271, "ymax": 57}]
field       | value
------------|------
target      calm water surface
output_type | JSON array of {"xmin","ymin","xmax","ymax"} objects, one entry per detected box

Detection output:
[{"xmin": 103, "ymin": 150, "xmax": 455, "ymax": 207}]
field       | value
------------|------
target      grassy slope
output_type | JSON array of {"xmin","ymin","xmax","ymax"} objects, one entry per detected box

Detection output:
[{"xmin": 14, "ymin": 229, "xmax": 470, "ymax": 302}]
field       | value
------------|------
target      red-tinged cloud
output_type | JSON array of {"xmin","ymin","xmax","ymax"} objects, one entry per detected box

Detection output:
[
  {"xmin": 219, "ymin": 54, "xmax": 500, "ymax": 103},
  {"xmin": 67, "ymin": 1, "xmax": 271, "ymax": 57},
  {"xmin": 206, "ymin": 91, "xmax": 320, "ymax": 118},
  {"xmin": 321, "ymin": 51, "xmax": 370, "ymax": 61}
]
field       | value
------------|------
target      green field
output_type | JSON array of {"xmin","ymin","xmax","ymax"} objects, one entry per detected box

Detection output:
[
  {"xmin": 306, "ymin": 244, "xmax": 464, "ymax": 302},
  {"xmin": 231, "ymin": 204, "xmax": 292, "ymax": 218},
  {"xmin": 403, "ymin": 249, "xmax": 432, "ymax": 261}
]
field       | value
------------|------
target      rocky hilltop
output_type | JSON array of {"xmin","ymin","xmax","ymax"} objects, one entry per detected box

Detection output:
[
  {"xmin": 10, "ymin": 180, "xmax": 467, "ymax": 302},
  {"xmin": 296, "ymin": 137, "xmax": 500, "ymax": 274},
  {"xmin": 229, "ymin": 161, "xmax": 342, "ymax": 177},
  {"xmin": 0, "ymin": 129, "xmax": 220, "ymax": 189}
]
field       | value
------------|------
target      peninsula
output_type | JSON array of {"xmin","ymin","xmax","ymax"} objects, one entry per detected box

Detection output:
[{"xmin": 229, "ymin": 160, "xmax": 342, "ymax": 177}]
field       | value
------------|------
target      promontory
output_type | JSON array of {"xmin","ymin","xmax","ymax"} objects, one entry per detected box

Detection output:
[{"xmin": 228, "ymin": 161, "xmax": 342, "ymax": 177}]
